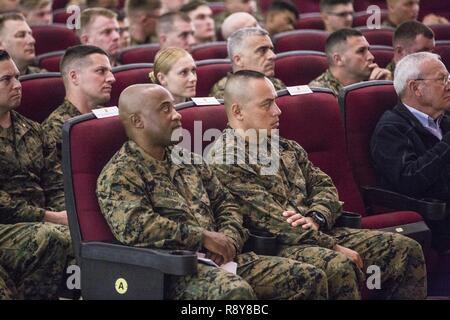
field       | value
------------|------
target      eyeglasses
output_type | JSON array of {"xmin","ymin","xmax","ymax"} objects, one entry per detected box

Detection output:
[
  {"xmin": 327, "ymin": 11, "xmax": 354, "ymax": 18},
  {"xmin": 415, "ymin": 74, "xmax": 450, "ymax": 86}
]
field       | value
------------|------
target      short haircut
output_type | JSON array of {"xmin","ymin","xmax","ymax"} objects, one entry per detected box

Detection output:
[
  {"xmin": 325, "ymin": 27, "xmax": 362, "ymax": 59},
  {"xmin": 0, "ymin": 12, "xmax": 26, "ymax": 35},
  {"xmin": 0, "ymin": 49, "xmax": 11, "ymax": 62},
  {"xmin": 180, "ymin": 0, "xmax": 208, "ymax": 13},
  {"xmin": 393, "ymin": 20, "xmax": 434, "ymax": 46},
  {"xmin": 79, "ymin": 7, "xmax": 117, "ymax": 36},
  {"xmin": 19, "ymin": 0, "xmax": 51, "ymax": 10},
  {"xmin": 394, "ymin": 51, "xmax": 441, "ymax": 97},
  {"xmin": 60, "ymin": 44, "xmax": 109, "ymax": 79},
  {"xmin": 224, "ymin": 69, "xmax": 266, "ymax": 108},
  {"xmin": 320, "ymin": 0, "xmax": 353, "ymax": 11},
  {"xmin": 268, "ymin": 0, "xmax": 299, "ymax": 18},
  {"xmin": 227, "ymin": 27, "xmax": 269, "ymax": 60},
  {"xmin": 125, "ymin": 0, "xmax": 161, "ymax": 17},
  {"xmin": 157, "ymin": 12, "xmax": 191, "ymax": 36}
]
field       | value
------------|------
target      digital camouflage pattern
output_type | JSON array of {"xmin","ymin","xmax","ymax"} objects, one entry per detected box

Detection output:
[
  {"xmin": 23, "ymin": 66, "xmax": 47, "ymax": 76},
  {"xmin": 97, "ymin": 141, "xmax": 329, "ymax": 299},
  {"xmin": 210, "ymin": 74, "xmax": 286, "ymax": 99},
  {"xmin": 0, "ymin": 111, "xmax": 71, "ymax": 299},
  {"xmin": 308, "ymin": 68, "xmax": 343, "ymax": 96},
  {"xmin": 386, "ymin": 60, "xmax": 396, "ymax": 75},
  {"xmin": 42, "ymin": 100, "xmax": 82, "ymax": 164},
  {"xmin": 207, "ymin": 129, "xmax": 427, "ymax": 299}
]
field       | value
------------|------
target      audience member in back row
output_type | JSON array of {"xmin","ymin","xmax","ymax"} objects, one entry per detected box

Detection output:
[
  {"xmin": 19, "ymin": 0, "xmax": 52, "ymax": 26},
  {"xmin": 264, "ymin": 0, "xmax": 298, "ymax": 37},
  {"xmin": 214, "ymin": 0, "xmax": 262, "ymax": 36},
  {"xmin": 320, "ymin": 0, "xmax": 354, "ymax": 33},
  {"xmin": 149, "ymin": 47, "xmax": 196, "ymax": 104},
  {"xmin": 0, "ymin": 49, "xmax": 72, "ymax": 299},
  {"xmin": 371, "ymin": 52, "xmax": 450, "ymax": 251},
  {"xmin": 157, "ymin": 12, "xmax": 196, "ymax": 53},
  {"xmin": 0, "ymin": 12, "xmax": 45, "ymax": 75},
  {"xmin": 210, "ymin": 27, "xmax": 285, "ymax": 99},
  {"xmin": 309, "ymin": 28, "xmax": 391, "ymax": 96},
  {"xmin": 79, "ymin": 8, "xmax": 121, "ymax": 67},
  {"xmin": 42, "ymin": 45, "xmax": 115, "ymax": 164},
  {"xmin": 383, "ymin": 0, "xmax": 449, "ymax": 28},
  {"xmin": 160, "ymin": 0, "xmax": 188, "ymax": 15},
  {"xmin": 117, "ymin": 10, "xmax": 131, "ymax": 50},
  {"xmin": 181, "ymin": 0, "xmax": 216, "ymax": 44},
  {"xmin": 386, "ymin": 20, "xmax": 435, "ymax": 74},
  {"xmin": 220, "ymin": 11, "xmax": 258, "ymax": 41},
  {"xmin": 125, "ymin": 0, "xmax": 161, "ymax": 45}
]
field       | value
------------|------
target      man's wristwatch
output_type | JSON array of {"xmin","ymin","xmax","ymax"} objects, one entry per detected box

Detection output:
[{"xmin": 307, "ymin": 211, "xmax": 327, "ymax": 230}]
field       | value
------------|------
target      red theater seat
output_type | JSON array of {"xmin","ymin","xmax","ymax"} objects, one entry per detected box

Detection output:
[
  {"xmin": 273, "ymin": 29, "xmax": 329, "ymax": 53},
  {"xmin": 17, "ymin": 72, "xmax": 65, "ymax": 123},
  {"xmin": 196, "ymin": 59, "xmax": 231, "ymax": 97},
  {"xmin": 295, "ymin": 13, "xmax": 325, "ymax": 30},
  {"xmin": 275, "ymin": 50, "xmax": 328, "ymax": 86},
  {"xmin": 430, "ymin": 24, "xmax": 450, "ymax": 41},
  {"xmin": 109, "ymin": 63, "xmax": 153, "ymax": 107},
  {"xmin": 353, "ymin": 10, "xmax": 389, "ymax": 27},
  {"xmin": 62, "ymin": 113, "xmax": 197, "ymax": 299},
  {"xmin": 191, "ymin": 41, "xmax": 228, "ymax": 61},
  {"xmin": 53, "ymin": 8, "xmax": 72, "ymax": 24},
  {"xmin": 435, "ymin": 40, "xmax": 450, "ymax": 71},
  {"xmin": 358, "ymin": 26, "xmax": 394, "ymax": 46},
  {"xmin": 32, "ymin": 24, "xmax": 80, "ymax": 55},
  {"xmin": 118, "ymin": 44, "xmax": 160, "ymax": 64},
  {"xmin": 36, "ymin": 50, "xmax": 64, "ymax": 72},
  {"xmin": 370, "ymin": 45, "xmax": 394, "ymax": 68}
]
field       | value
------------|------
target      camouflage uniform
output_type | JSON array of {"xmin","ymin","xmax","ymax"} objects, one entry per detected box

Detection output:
[
  {"xmin": 386, "ymin": 60, "xmax": 396, "ymax": 75},
  {"xmin": 42, "ymin": 100, "xmax": 82, "ymax": 164},
  {"xmin": 23, "ymin": 66, "xmax": 47, "ymax": 76},
  {"xmin": 206, "ymin": 129, "xmax": 427, "ymax": 300},
  {"xmin": 210, "ymin": 74, "xmax": 286, "ymax": 99},
  {"xmin": 381, "ymin": 19, "xmax": 397, "ymax": 29},
  {"xmin": 97, "ymin": 141, "xmax": 329, "ymax": 300},
  {"xmin": 308, "ymin": 69, "xmax": 343, "ymax": 96},
  {"xmin": 0, "ymin": 111, "xmax": 72, "ymax": 299}
]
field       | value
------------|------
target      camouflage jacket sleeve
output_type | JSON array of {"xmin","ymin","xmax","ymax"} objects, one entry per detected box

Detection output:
[
  {"xmin": 97, "ymin": 163, "xmax": 205, "ymax": 251},
  {"xmin": 211, "ymin": 162, "xmax": 337, "ymax": 249},
  {"xmin": 40, "ymin": 125, "xmax": 65, "ymax": 211},
  {"xmin": 200, "ymin": 162, "xmax": 249, "ymax": 253},
  {"xmin": 0, "ymin": 189, "xmax": 45, "ymax": 223},
  {"xmin": 290, "ymin": 141, "xmax": 343, "ymax": 230}
]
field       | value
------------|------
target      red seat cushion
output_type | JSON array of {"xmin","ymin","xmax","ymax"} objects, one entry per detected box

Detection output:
[
  {"xmin": 196, "ymin": 59, "xmax": 231, "ymax": 97},
  {"xmin": 32, "ymin": 24, "xmax": 80, "ymax": 55}
]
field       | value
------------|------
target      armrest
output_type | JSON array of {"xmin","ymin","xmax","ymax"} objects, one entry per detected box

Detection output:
[
  {"xmin": 81, "ymin": 242, "xmax": 197, "ymax": 276},
  {"xmin": 361, "ymin": 186, "xmax": 447, "ymax": 221},
  {"xmin": 334, "ymin": 211, "xmax": 362, "ymax": 228},
  {"xmin": 242, "ymin": 232, "xmax": 277, "ymax": 256}
]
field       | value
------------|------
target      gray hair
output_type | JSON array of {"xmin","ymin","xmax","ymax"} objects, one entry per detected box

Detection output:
[
  {"xmin": 394, "ymin": 51, "xmax": 442, "ymax": 97},
  {"xmin": 227, "ymin": 27, "xmax": 268, "ymax": 60}
]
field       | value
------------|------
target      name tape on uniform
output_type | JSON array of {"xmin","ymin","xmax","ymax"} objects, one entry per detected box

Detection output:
[
  {"xmin": 287, "ymin": 85, "xmax": 314, "ymax": 96},
  {"xmin": 92, "ymin": 106, "xmax": 119, "ymax": 119}
]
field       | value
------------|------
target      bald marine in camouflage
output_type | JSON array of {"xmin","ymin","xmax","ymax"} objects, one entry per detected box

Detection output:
[
  {"xmin": 309, "ymin": 28, "xmax": 392, "ymax": 96},
  {"xmin": 0, "ymin": 50, "xmax": 72, "ymax": 299},
  {"xmin": 42, "ymin": 45, "xmax": 115, "ymax": 164},
  {"xmin": 96, "ymin": 83, "xmax": 330, "ymax": 300},
  {"xmin": 209, "ymin": 27, "xmax": 285, "ymax": 99},
  {"xmin": 206, "ymin": 70, "xmax": 427, "ymax": 300}
]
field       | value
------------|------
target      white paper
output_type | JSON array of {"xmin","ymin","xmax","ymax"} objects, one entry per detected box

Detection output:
[
  {"xmin": 192, "ymin": 97, "xmax": 221, "ymax": 106},
  {"xmin": 92, "ymin": 106, "xmax": 119, "ymax": 118},
  {"xmin": 196, "ymin": 253, "xmax": 237, "ymax": 274},
  {"xmin": 287, "ymin": 85, "xmax": 314, "ymax": 96}
]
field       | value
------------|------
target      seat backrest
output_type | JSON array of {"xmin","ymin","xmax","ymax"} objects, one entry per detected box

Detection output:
[
  {"xmin": 338, "ymin": 80, "xmax": 397, "ymax": 188},
  {"xmin": 435, "ymin": 40, "xmax": 450, "ymax": 71},
  {"xmin": 52, "ymin": 8, "xmax": 72, "ymax": 24},
  {"xmin": 273, "ymin": 30, "xmax": 329, "ymax": 53},
  {"xmin": 36, "ymin": 50, "xmax": 65, "ymax": 72},
  {"xmin": 52, "ymin": 0, "xmax": 68, "ymax": 9},
  {"xmin": 191, "ymin": 41, "xmax": 228, "ymax": 61},
  {"xmin": 118, "ymin": 44, "xmax": 160, "ymax": 64},
  {"xmin": 295, "ymin": 13, "xmax": 325, "ymax": 30},
  {"xmin": 353, "ymin": 10, "xmax": 388, "ymax": 27},
  {"xmin": 209, "ymin": 1, "xmax": 226, "ymax": 15},
  {"xmin": 109, "ymin": 63, "xmax": 153, "ymax": 107},
  {"xmin": 177, "ymin": 100, "xmax": 227, "ymax": 156},
  {"xmin": 353, "ymin": 0, "xmax": 387, "ymax": 11},
  {"xmin": 357, "ymin": 27, "xmax": 394, "ymax": 46},
  {"xmin": 370, "ymin": 45, "xmax": 394, "ymax": 68},
  {"xmin": 292, "ymin": 0, "xmax": 320, "ymax": 13},
  {"xmin": 32, "ymin": 24, "xmax": 80, "ymax": 55},
  {"xmin": 196, "ymin": 59, "xmax": 231, "ymax": 97},
  {"xmin": 276, "ymin": 88, "xmax": 366, "ymax": 214},
  {"xmin": 63, "ymin": 114, "xmax": 127, "ymax": 258},
  {"xmin": 430, "ymin": 24, "xmax": 450, "ymax": 41},
  {"xmin": 17, "ymin": 72, "xmax": 65, "ymax": 123},
  {"xmin": 275, "ymin": 50, "xmax": 328, "ymax": 86}
]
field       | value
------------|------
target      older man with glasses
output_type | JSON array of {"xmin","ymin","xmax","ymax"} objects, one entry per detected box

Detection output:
[
  {"xmin": 320, "ymin": 0, "xmax": 354, "ymax": 33},
  {"xmin": 371, "ymin": 51, "xmax": 450, "ymax": 252}
]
